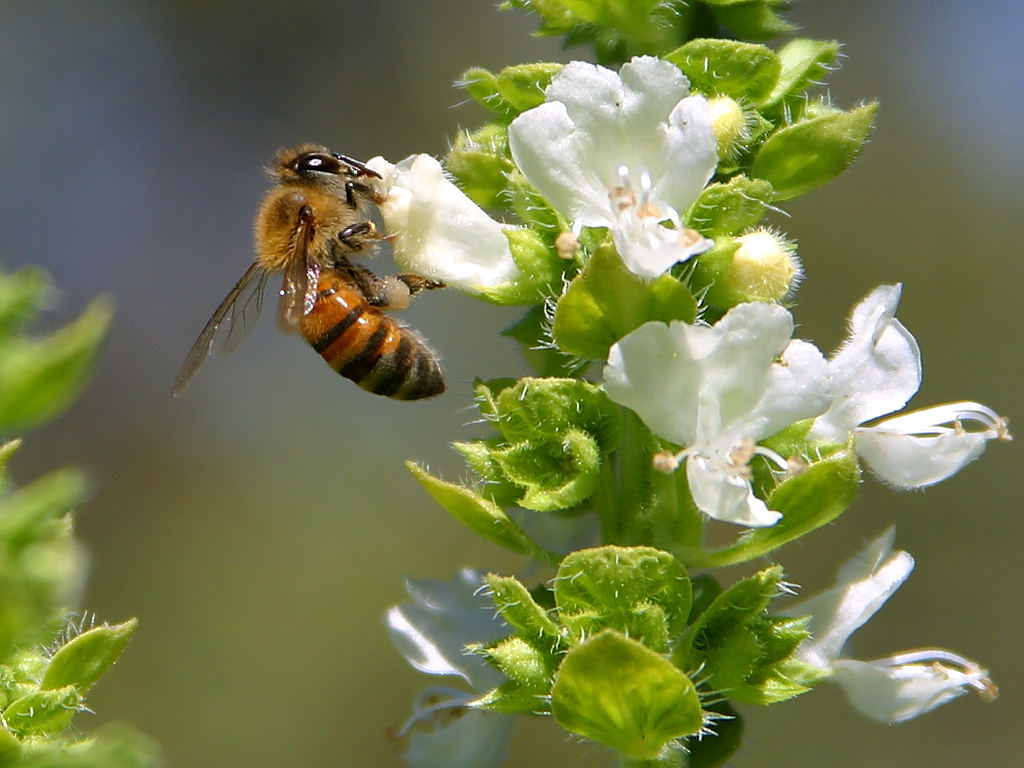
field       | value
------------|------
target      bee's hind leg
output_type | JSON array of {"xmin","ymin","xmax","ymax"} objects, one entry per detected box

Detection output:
[
  {"xmin": 375, "ymin": 273, "xmax": 444, "ymax": 311},
  {"xmin": 395, "ymin": 274, "xmax": 445, "ymax": 295}
]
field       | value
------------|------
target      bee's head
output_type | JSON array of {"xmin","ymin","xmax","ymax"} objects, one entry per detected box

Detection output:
[{"xmin": 270, "ymin": 144, "xmax": 381, "ymax": 189}]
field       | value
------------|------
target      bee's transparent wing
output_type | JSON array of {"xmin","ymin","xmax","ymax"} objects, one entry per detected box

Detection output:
[
  {"xmin": 173, "ymin": 262, "xmax": 269, "ymax": 396},
  {"xmin": 276, "ymin": 210, "xmax": 318, "ymax": 332}
]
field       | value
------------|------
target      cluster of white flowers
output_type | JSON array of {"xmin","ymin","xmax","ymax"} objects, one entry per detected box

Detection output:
[{"xmin": 605, "ymin": 284, "xmax": 1010, "ymax": 527}]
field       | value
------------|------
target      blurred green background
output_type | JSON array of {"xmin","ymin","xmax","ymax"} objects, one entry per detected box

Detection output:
[{"xmin": 1, "ymin": 1, "xmax": 1021, "ymax": 766}]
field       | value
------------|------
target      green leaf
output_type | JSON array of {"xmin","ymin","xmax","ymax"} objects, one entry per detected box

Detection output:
[
  {"xmin": 405, "ymin": 462, "xmax": 555, "ymax": 563},
  {"xmin": 475, "ymin": 635, "xmax": 553, "ymax": 687},
  {"xmin": 750, "ymin": 103, "xmax": 878, "ymax": 200},
  {"xmin": 459, "ymin": 63, "xmax": 562, "ymax": 119},
  {"xmin": 0, "ymin": 725, "xmax": 19, "ymax": 762},
  {"xmin": 0, "ymin": 297, "xmax": 113, "ymax": 434},
  {"xmin": 764, "ymin": 39, "xmax": 842, "ymax": 109},
  {"xmin": 553, "ymin": 246, "xmax": 697, "ymax": 359},
  {"xmin": 676, "ymin": 566, "xmax": 780, "ymax": 662},
  {"xmin": 697, "ymin": 451, "xmax": 860, "ymax": 566},
  {"xmin": 452, "ymin": 439, "xmax": 522, "ymax": 506},
  {"xmin": 551, "ymin": 630, "xmax": 702, "ymax": 760},
  {"xmin": 0, "ymin": 265, "xmax": 51, "ymax": 335},
  {"xmin": 554, "ymin": 546, "xmax": 692, "ymax": 649},
  {"xmin": 505, "ymin": 169, "xmax": 567, "ymax": 233},
  {"xmin": 480, "ymin": 377, "xmax": 621, "ymax": 452},
  {"xmin": 446, "ymin": 125, "xmax": 513, "ymax": 210},
  {"xmin": 460, "ymin": 67, "xmax": 510, "ymax": 117},
  {"xmin": 42, "ymin": 619, "xmax": 137, "ymax": 694},
  {"xmin": 477, "ymin": 229, "xmax": 565, "ymax": 305},
  {"xmin": 665, "ymin": 38, "xmax": 780, "ymax": 102},
  {"xmin": 686, "ymin": 175, "xmax": 775, "ymax": 237},
  {"xmin": 0, "ymin": 467, "xmax": 88, "ymax": 658},
  {"xmin": 472, "ymin": 677, "xmax": 550, "ymax": 714},
  {"xmin": 3, "ymin": 684, "xmax": 80, "ymax": 736},
  {"xmin": 0, "ymin": 439, "xmax": 20, "ymax": 496},
  {"xmin": 461, "ymin": 378, "xmax": 621, "ymax": 511},
  {"xmin": 705, "ymin": 1, "xmax": 795, "ymax": 41},
  {"xmin": 496, "ymin": 62, "xmax": 563, "ymax": 112},
  {"xmin": 485, "ymin": 574, "xmax": 563, "ymax": 647},
  {"xmin": 494, "ymin": 430, "xmax": 602, "ymax": 511},
  {"xmin": 674, "ymin": 567, "xmax": 815, "ymax": 705},
  {"xmin": 0, "ymin": 466, "xmax": 86, "ymax": 545},
  {"xmin": 13, "ymin": 723, "xmax": 160, "ymax": 768}
]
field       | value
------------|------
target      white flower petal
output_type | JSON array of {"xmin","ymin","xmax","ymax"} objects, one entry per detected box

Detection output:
[
  {"xmin": 604, "ymin": 320, "xmax": 704, "ymax": 447},
  {"xmin": 507, "ymin": 101, "xmax": 608, "ymax": 220},
  {"xmin": 385, "ymin": 569, "xmax": 506, "ymax": 691},
  {"xmin": 811, "ymin": 284, "xmax": 922, "ymax": 442},
  {"xmin": 655, "ymin": 94, "xmax": 718, "ymax": 210},
  {"xmin": 687, "ymin": 454, "xmax": 781, "ymax": 527},
  {"xmin": 367, "ymin": 154, "xmax": 521, "ymax": 294},
  {"xmin": 782, "ymin": 528, "xmax": 915, "ymax": 670},
  {"xmin": 855, "ymin": 401, "xmax": 1006, "ymax": 488},
  {"xmin": 831, "ymin": 658, "xmax": 989, "ymax": 724},
  {"xmin": 610, "ymin": 212, "xmax": 712, "ymax": 280},
  {"xmin": 750, "ymin": 338, "xmax": 832, "ymax": 439}
]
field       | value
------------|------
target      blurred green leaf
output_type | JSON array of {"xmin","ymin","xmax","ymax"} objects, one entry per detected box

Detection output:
[
  {"xmin": 3, "ymin": 685, "xmax": 80, "ymax": 736},
  {"xmin": 0, "ymin": 297, "xmax": 113, "ymax": 434},
  {"xmin": 0, "ymin": 266, "xmax": 52, "ymax": 336}
]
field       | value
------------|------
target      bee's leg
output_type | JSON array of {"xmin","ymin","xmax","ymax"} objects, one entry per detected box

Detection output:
[
  {"xmin": 395, "ymin": 274, "xmax": 445, "ymax": 295},
  {"xmin": 344, "ymin": 179, "xmax": 383, "ymax": 207},
  {"xmin": 337, "ymin": 220, "xmax": 381, "ymax": 252}
]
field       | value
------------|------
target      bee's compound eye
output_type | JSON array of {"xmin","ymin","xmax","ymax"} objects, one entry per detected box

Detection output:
[{"xmin": 294, "ymin": 153, "xmax": 341, "ymax": 174}]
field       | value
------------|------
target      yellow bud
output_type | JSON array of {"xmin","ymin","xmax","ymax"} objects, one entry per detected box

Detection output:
[
  {"xmin": 707, "ymin": 96, "xmax": 748, "ymax": 159},
  {"xmin": 728, "ymin": 228, "xmax": 801, "ymax": 302}
]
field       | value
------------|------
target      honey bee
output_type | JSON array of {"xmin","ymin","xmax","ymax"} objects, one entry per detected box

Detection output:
[{"xmin": 173, "ymin": 144, "xmax": 445, "ymax": 400}]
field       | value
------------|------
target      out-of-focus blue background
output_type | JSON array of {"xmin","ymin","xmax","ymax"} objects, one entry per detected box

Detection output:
[{"xmin": 1, "ymin": 2, "xmax": 1021, "ymax": 766}]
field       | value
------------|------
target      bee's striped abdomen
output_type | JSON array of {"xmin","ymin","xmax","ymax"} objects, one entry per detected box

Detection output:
[{"xmin": 300, "ymin": 280, "xmax": 445, "ymax": 400}]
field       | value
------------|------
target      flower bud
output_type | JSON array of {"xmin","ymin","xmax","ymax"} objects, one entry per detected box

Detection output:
[
  {"xmin": 707, "ymin": 95, "xmax": 750, "ymax": 160},
  {"xmin": 729, "ymin": 228, "xmax": 801, "ymax": 301},
  {"xmin": 699, "ymin": 228, "xmax": 801, "ymax": 309}
]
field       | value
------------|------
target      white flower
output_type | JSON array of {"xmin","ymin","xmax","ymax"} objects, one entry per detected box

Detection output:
[
  {"xmin": 508, "ymin": 56, "xmax": 718, "ymax": 280},
  {"xmin": 385, "ymin": 568, "xmax": 506, "ymax": 689},
  {"xmin": 783, "ymin": 529, "xmax": 996, "ymax": 723},
  {"xmin": 603, "ymin": 303, "xmax": 831, "ymax": 527},
  {"xmin": 831, "ymin": 653, "xmax": 996, "ymax": 725},
  {"xmin": 810, "ymin": 285, "xmax": 1010, "ymax": 487},
  {"xmin": 366, "ymin": 154, "xmax": 521, "ymax": 294},
  {"xmin": 782, "ymin": 528, "xmax": 915, "ymax": 671},
  {"xmin": 386, "ymin": 570, "xmax": 516, "ymax": 768}
]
